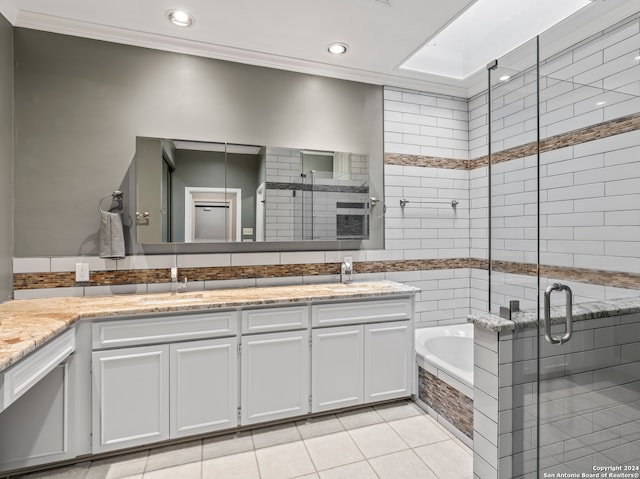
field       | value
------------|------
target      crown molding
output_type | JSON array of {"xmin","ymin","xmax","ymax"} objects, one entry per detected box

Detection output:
[
  {"xmin": 14, "ymin": 10, "xmax": 471, "ymax": 97},
  {"xmin": 0, "ymin": 0, "xmax": 18, "ymax": 24}
]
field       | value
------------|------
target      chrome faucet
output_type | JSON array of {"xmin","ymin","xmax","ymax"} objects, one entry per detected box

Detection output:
[
  {"xmin": 170, "ymin": 267, "xmax": 178, "ymax": 294},
  {"xmin": 171, "ymin": 267, "xmax": 188, "ymax": 294},
  {"xmin": 341, "ymin": 256, "xmax": 353, "ymax": 284}
]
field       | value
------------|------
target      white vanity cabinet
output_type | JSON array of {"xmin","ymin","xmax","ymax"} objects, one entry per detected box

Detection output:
[
  {"xmin": 170, "ymin": 337, "xmax": 238, "ymax": 437},
  {"xmin": 240, "ymin": 307, "xmax": 310, "ymax": 425},
  {"xmin": 0, "ymin": 282, "xmax": 418, "ymax": 475},
  {"xmin": 92, "ymin": 344, "xmax": 169, "ymax": 453},
  {"xmin": 310, "ymin": 298, "xmax": 413, "ymax": 413},
  {"xmin": 311, "ymin": 325, "xmax": 364, "ymax": 412},
  {"xmin": 91, "ymin": 311, "xmax": 239, "ymax": 453},
  {"xmin": 364, "ymin": 321, "xmax": 413, "ymax": 402}
]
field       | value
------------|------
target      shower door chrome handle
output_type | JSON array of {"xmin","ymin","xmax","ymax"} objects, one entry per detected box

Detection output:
[{"xmin": 544, "ymin": 283, "xmax": 573, "ymax": 345}]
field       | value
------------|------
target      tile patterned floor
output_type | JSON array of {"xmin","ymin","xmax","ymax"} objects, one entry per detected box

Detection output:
[{"xmin": 14, "ymin": 400, "xmax": 473, "ymax": 479}]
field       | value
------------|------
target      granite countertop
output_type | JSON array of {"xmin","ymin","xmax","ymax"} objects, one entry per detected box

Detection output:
[
  {"xmin": 0, "ymin": 281, "xmax": 419, "ymax": 373},
  {"xmin": 468, "ymin": 296, "xmax": 640, "ymax": 332}
]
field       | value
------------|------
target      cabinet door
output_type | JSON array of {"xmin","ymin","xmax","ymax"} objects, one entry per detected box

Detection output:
[
  {"xmin": 364, "ymin": 320, "xmax": 412, "ymax": 402},
  {"xmin": 311, "ymin": 325, "xmax": 363, "ymax": 412},
  {"xmin": 92, "ymin": 345, "xmax": 169, "ymax": 453},
  {"xmin": 241, "ymin": 330, "xmax": 310, "ymax": 425},
  {"xmin": 170, "ymin": 337, "xmax": 238, "ymax": 438},
  {"xmin": 0, "ymin": 359, "xmax": 76, "ymax": 473}
]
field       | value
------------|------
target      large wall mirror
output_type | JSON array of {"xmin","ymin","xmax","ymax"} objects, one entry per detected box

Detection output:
[{"xmin": 135, "ymin": 137, "xmax": 371, "ymax": 247}]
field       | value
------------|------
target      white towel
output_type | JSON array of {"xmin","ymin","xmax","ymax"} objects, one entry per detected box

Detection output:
[{"xmin": 100, "ymin": 210, "xmax": 125, "ymax": 259}]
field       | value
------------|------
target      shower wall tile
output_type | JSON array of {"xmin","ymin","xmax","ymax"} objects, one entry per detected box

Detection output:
[
  {"xmin": 490, "ymin": 14, "xmax": 640, "ymax": 153},
  {"xmin": 473, "ymin": 326, "xmax": 516, "ymax": 479},
  {"xmin": 506, "ymin": 307, "xmax": 640, "ymax": 477},
  {"xmin": 384, "ymin": 88, "xmax": 469, "ymax": 160}
]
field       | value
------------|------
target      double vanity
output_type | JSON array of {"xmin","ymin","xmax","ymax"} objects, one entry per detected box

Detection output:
[{"xmin": 0, "ymin": 281, "xmax": 417, "ymax": 475}]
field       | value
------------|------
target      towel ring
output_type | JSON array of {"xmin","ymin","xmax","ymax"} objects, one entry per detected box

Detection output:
[{"xmin": 99, "ymin": 191, "xmax": 124, "ymax": 213}]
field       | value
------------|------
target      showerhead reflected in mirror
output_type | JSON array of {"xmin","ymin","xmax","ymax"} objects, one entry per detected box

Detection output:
[{"xmin": 135, "ymin": 137, "xmax": 370, "ymax": 245}]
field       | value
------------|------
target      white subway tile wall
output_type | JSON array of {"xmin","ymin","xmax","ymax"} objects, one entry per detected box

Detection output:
[
  {"xmin": 473, "ymin": 324, "xmax": 501, "ymax": 479},
  {"xmin": 265, "ymin": 146, "xmax": 301, "ymax": 241},
  {"xmin": 469, "ymin": 92, "xmax": 489, "ymax": 160},
  {"xmin": 488, "ymin": 14, "xmax": 640, "ymax": 313},
  {"xmin": 264, "ymin": 148, "xmax": 371, "ymax": 241},
  {"xmin": 384, "ymin": 88, "xmax": 470, "ymax": 160},
  {"xmin": 383, "ymin": 88, "xmax": 473, "ymax": 326},
  {"xmin": 489, "ymin": 15, "xmax": 640, "ymax": 150}
]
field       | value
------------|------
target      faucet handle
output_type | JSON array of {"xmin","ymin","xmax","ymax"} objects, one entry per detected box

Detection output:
[{"xmin": 343, "ymin": 256, "xmax": 353, "ymax": 273}]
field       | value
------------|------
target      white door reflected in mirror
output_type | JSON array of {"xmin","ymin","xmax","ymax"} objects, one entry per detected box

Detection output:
[{"xmin": 185, "ymin": 187, "xmax": 241, "ymax": 243}]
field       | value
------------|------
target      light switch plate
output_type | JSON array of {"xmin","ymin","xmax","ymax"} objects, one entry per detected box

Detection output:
[{"xmin": 75, "ymin": 263, "xmax": 90, "ymax": 282}]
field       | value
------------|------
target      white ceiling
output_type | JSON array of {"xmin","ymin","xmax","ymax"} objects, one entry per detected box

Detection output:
[{"xmin": 0, "ymin": 0, "xmax": 638, "ymax": 97}]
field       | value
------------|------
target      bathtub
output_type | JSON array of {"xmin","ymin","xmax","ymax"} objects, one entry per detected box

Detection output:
[
  {"xmin": 415, "ymin": 323, "xmax": 474, "ymax": 444},
  {"xmin": 415, "ymin": 323, "xmax": 474, "ymax": 388}
]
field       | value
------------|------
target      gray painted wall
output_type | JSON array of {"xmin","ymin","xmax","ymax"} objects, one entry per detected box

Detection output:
[
  {"xmin": 13, "ymin": 28, "xmax": 383, "ymax": 257},
  {"xmin": 0, "ymin": 14, "xmax": 13, "ymax": 301},
  {"xmin": 135, "ymin": 138, "xmax": 163, "ymax": 244}
]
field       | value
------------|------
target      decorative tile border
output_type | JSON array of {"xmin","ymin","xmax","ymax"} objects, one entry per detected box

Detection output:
[
  {"xmin": 419, "ymin": 367, "xmax": 473, "ymax": 439},
  {"xmin": 13, "ymin": 258, "xmax": 482, "ymax": 290},
  {"xmin": 492, "ymin": 260, "xmax": 640, "ymax": 290},
  {"xmin": 355, "ymin": 257, "xmax": 487, "ymax": 274},
  {"xmin": 266, "ymin": 182, "xmax": 368, "ymax": 193},
  {"xmin": 483, "ymin": 112, "xmax": 640, "ymax": 168},
  {"xmin": 386, "ymin": 112, "xmax": 640, "ymax": 170},
  {"xmin": 13, "ymin": 257, "xmax": 640, "ymax": 291},
  {"xmin": 384, "ymin": 154, "xmax": 471, "ymax": 170}
]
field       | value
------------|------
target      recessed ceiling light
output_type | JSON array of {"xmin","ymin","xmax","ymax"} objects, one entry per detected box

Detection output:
[
  {"xmin": 166, "ymin": 9, "xmax": 194, "ymax": 27},
  {"xmin": 595, "ymin": 101, "xmax": 607, "ymax": 106},
  {"xmin": 327, "ymin": 42, "xmax": 349, "ymax": 55},
  {"xmin": 499, "ymin": 75, "xmax": 511, "ymax": 81},
  {"xmin": 635, "ymin": 55, "xmax": 640, "ymax": 61}
]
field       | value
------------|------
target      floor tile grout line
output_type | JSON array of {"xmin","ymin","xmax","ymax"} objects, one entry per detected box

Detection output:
[
  {"xmin": 200, "ymin": 438, "xmax": 204, "ymax": 479},
  {"xmin": 299, "ymin": 432, "xmax": 321, "ymax": 477},
  {"xmin": 251, "ymin": 448, "xmax": 262, "ymax": 479},
  {"xmin": 17, "ymin": 400, "xmax": 473, "ymax": 479},
  {"xmin": 408, "ymin": 447, "xmax": 442, "ymax": 479}
]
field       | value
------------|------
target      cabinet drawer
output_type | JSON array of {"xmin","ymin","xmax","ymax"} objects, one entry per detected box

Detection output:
[
  {"xmin": 92, "ymin": 311, "xmax": 238, "ymax": 349},
  {"xmin": 312, "ymin": 298, "xmax": 411, "ymax": 327},
  {"xmin": 242, "ymin": 306, "xmax": 309, "ymax": 334},
  {"xmin": 2, "ymin": 328, "xmax": 75, "ymax": 411}
]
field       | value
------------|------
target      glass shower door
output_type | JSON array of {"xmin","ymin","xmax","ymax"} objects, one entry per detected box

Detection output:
[
  {"xmin": 489, "ymin": 12, "xmax": 640, "ymax": 479},
  {"xmin": 488, "ymin": 38, "xmax": 541, "ymax": 479},
  {"xmin": 536, "ymin": 17, "xmax": 640, "ymax": 477}
]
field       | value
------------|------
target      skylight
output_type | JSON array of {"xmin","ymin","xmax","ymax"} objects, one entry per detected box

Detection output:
[{"xmin": 399, "ymin": 0, "xmax": 592, "ymax": 80}]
